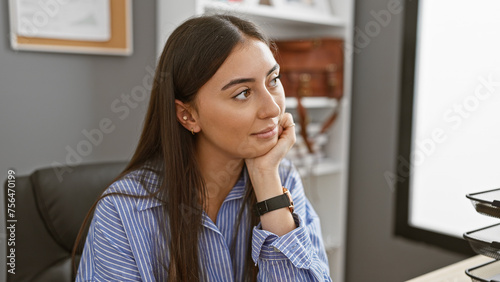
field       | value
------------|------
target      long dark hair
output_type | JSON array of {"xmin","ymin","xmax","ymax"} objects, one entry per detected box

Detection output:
[{"xmin": 73, "ymin": 14, "xmax": 275, "ymax": 281}]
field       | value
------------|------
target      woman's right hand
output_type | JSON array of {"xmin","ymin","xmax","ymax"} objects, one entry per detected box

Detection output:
[{"xmin": 244, "ymin": 113, "xmax": 296, "ymax": 201}]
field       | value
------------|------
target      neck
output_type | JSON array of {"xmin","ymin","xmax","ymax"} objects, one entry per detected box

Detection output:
[
  {"xmin": 195, "ymin": 140, "xmax": 244, "ymax": 222},
  {"xmin": 198, "ymin": 153, "xmax": 244, "ymax": 200}
]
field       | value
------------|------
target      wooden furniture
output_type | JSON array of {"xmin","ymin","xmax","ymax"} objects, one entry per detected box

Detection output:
[
  {"xmin": 156, "ymin": 1, "xmax": 354, "ymax": 281},
  {"xmin": 406, "ymin": 255, "xmax": 491, "ymax": 282}
]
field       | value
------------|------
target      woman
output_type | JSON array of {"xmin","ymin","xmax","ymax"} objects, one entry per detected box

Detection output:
[{"xmin": 75, "ymin": 14, "xmax": 331, "ymax": 281}]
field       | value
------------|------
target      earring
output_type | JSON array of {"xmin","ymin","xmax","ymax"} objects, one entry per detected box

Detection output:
[
  {"xmin": 182, "ymin": 116, "xmax": 188, "ymax": 121},
  {"xmin": 191, "ymin": 128, "xmax": 195, "ymax": 135}
]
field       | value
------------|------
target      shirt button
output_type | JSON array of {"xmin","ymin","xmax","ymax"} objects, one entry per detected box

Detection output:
[{"xmin": 273, "ymin": 247, "xmax": 280, "ymax": 252}]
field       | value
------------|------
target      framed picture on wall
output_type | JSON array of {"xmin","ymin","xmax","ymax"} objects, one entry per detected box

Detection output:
[{"xmin": 8, "ymin": 0, "xmax": 133, "ymax": 56}]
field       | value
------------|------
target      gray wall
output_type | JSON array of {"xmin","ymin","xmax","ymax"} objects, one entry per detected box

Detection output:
[
  {"xmin": 0, "ymin": 0, "xmax": 156, "ymax": 278},
  {"xmin": 346, "ymin": 0, "xmax": 468, "ymax": 281}
]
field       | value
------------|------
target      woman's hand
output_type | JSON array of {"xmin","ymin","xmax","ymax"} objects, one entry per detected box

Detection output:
[
  {"xmin": 245, "ymin": 113, "xmax": 295, "ymax": 173},
  {"xmin": 245, "ymin": 113, "xmax": 296, "ymax": 201},
  {"xmin": 245, "ymin": 113, "xmax": 297, "ymax": 236}
]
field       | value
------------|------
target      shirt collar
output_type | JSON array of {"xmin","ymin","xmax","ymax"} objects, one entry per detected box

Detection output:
[{"xmin": 136, "ymin": 167, "xmax": 249, "ymax": 212}]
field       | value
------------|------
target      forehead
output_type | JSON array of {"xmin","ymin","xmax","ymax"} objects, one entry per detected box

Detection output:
[
  {"xmin": 211, "ymin": 39, "xmax": 277, "ymax": 82},
  {"xmin": 226, "ymin": 39, "xmax": 274, "ymax": 65}
]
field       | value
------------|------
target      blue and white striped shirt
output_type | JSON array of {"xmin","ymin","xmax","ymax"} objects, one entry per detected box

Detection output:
[{"xmin": 77, "ymin": 159, "xmax": 331, "ymax": 281}]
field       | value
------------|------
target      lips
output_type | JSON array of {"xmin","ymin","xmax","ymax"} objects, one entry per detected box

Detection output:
[{"xmin": 252, "ymin": 124, "xmax": 278, "ymax": 139}]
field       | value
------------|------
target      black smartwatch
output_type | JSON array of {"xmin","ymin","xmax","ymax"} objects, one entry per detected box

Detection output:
[{"xmin": 254, "ymin": 187, "xmax": 294, "ymax": 217}]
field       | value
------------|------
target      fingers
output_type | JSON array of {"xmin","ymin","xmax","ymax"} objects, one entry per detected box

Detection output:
[
  {"xmin": 279, "ymin": 113, "xmax": 295, "ymax": 136},
  {"xmin": 278, "ymin": 113, "xmax": 296, "ymax": 150},
  {"xmin": 280, "ymin": 113, "xmax": 295, "ymax": 129},
  {"xmin": 280, "ymin": 113, "xmax": 295, "ymax": 135},
  {"xmin": 245, "ymin": 113, "xmax": 296, "ymax": 172}
]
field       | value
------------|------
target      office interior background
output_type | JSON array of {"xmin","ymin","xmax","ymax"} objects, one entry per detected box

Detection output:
[{"xmin": 3, "ymin": 0, "xmax": 493, "ymax": 281}]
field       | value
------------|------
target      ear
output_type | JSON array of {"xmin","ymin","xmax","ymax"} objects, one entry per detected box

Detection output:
[{"xmin": 175, "ymin": 99, "xmax": 200, "ymax": 134}]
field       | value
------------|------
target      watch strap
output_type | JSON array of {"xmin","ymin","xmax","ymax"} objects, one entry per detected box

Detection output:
[{"xmin": 254, "ymin": 188, "xmax": 294, "ymax": 216}]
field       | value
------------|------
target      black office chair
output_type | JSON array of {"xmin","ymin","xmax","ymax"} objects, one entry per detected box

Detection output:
[{"xmin": 4, "ymin": 161, "xmax": 127, "ymax": 282}]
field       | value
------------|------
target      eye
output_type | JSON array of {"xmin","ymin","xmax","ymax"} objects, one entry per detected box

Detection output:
[
  {"xmin": 269, "ymin": 74, "xmax": 281, "ymax": 88},
  {"xmin": 233, "ymin": 89, "xmax": 251, "ymax": 100}
]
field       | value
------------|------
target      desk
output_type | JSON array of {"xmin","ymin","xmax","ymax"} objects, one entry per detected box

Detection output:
[{"xmin": 406, "ymin": 255, "xmax": 492, "ymax": 282}]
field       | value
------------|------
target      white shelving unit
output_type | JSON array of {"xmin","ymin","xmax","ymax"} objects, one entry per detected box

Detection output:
[
  {"xmin": 285, "ymin": 96, "xmax": 339, "ymax": 109},
  {"xmin": 203, "ymin": 1, "xmax": 345, "ymax": 27},
  {"xmin": 157, "ymin": 1, "xmax": 353, "ymax": 281}
]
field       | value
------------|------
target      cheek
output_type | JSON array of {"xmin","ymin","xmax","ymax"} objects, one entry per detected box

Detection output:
[{"xmin": 201, "ymin": 108, "xmax": 252, "ymax": 136}]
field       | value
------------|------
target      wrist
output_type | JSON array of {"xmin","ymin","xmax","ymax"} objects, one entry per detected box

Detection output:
[
  {"xmin": 249, "ymin": 172, "xmax": 282, "ymax": 202},
  {"xmin": 246, "ymin": 164, "xmax": 279, "ymax": 179}
]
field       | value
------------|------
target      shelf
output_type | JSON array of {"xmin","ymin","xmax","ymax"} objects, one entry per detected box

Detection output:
[
  {"xmin": 296, "ymin": 158, "xmax": 342, "ymax": 177},
  {"xmin": 202, "ymin": 1, "xmax": 345, "ymax": 27},
  {"xmin": 285, "ymin": 97, "xmax": 338, "ymax": 109}
]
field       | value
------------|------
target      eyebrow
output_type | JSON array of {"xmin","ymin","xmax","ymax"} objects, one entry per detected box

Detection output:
[{"xmin": 221, "ymin": 64, "xmax": 280, "ymax": 91}]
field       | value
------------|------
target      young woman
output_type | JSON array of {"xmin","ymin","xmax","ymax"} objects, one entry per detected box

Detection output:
[{"xmin": 76, "ymin": 14, "xmax": 331, "ymax": 281}]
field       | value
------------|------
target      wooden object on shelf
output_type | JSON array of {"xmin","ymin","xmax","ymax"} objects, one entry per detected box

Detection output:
[
  {"xmin": 274, "ymin": 38, "xmax": 344, "ymax": 153},
  {"xmin": 275, "ymin": 38, "xmax": 344, "ymax": 99}
]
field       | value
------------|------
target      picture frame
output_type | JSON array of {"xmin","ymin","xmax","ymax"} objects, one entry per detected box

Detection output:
[{"xmin": 8, "ymin": 0, "xmax": 133, "ymax": 56}]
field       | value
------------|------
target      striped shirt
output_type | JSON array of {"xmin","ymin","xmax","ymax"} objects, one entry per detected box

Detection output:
[{"xmin": 76, "ymin": 159, "xmax": 331, "ymax": 281}]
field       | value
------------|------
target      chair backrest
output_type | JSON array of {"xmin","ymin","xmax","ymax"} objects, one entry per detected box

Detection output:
[{"xmin": 4, "ymin": 161, "xmax": 127, "ymax": 282}]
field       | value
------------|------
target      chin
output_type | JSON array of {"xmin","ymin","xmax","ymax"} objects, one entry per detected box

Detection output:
[{"xmin": 247, "ymin": 139, "xmax": 278, "ymax": 158}]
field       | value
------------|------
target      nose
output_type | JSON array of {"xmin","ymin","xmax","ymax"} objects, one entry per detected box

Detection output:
[{"xmin": 257, "ymin": 88, "xmax": 281, "ymax": 120}]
